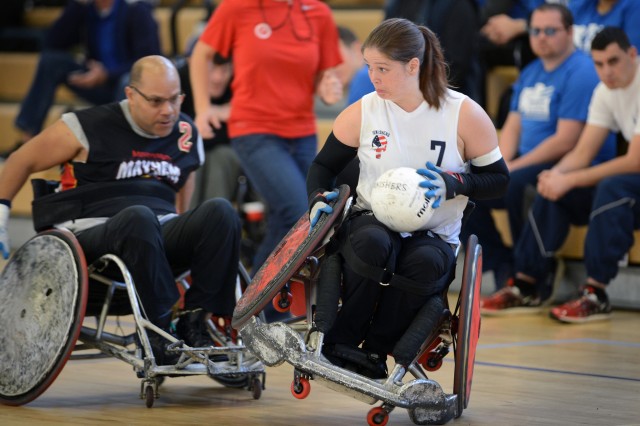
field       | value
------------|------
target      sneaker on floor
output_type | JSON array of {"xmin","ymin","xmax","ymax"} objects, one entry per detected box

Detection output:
[
  {"xmin": 549, "ymin": 290, "xmax": 612, "ymax": 324},
  {"xmin": 481, "ymin": 282, "xmax": 542, "ymax": 315}
]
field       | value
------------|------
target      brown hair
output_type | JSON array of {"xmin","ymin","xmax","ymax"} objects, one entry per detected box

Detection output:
[
  {"xmin": 362, "ymin": 18, "xmax": 448, "ymax": 109},
  {"xmin": 532, "ymin": 3, "xmax": 573, "ymax": 29}
]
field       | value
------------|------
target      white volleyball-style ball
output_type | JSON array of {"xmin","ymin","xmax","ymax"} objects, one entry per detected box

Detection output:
[{"xmin": 370, "ymin": 167, "xmax": 435, "ymax": 233}]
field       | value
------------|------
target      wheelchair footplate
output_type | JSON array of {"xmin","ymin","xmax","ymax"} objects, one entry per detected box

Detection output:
[
  {"xmin": 79, "ymin": 254, "xmax": 267, "ymax": 407},
  {"xmin": 238, "ymin": 317, "xmax": 457, "ymax": 425}
]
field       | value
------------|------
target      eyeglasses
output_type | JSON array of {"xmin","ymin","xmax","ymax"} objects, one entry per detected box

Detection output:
[
  {"xmin": 528, "ymin": 27, "xmax": 564, "ymax": 37},
  {"xmin": 129, "ymin": 85, "xmax": 184, "ymax": 108}
]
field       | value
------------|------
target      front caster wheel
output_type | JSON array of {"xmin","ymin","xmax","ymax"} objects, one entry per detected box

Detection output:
[
  {"xmin": 251, "ymin": 377, "xmax": 262, "ymax": 400},
  {"xmin": 144, "ymin": 385, "xmax": 154, "ymax": 408},
  {"xmin": 291, "ymin": 377, "xmax": 310, "ymax": 399},
  {"xmin": 272, "ymin": 291, "xmax": 293, "ymax": 312},
  {"xmin": 367, "ymin": 406, "xmax": 389, "ymax": 425}
]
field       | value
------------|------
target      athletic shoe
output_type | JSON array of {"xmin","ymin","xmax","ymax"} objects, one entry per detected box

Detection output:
[
  {"xmin": 549, "ymin": 289, "xmax": 612, "ymax": 324},
  {"xmin": 137, "ymin": 328, "xmax": 180, "ymax": 366},
  {"xmin": 175, "ymin": 308, "xmax": 215, "ymax": 348},
  {"xmin": 480, "ymin": 281, "xmax": 542, "ymax": 315},
  {"xmin": 176, "ymin": 308, "xmax": 230, "ymax": 361}
]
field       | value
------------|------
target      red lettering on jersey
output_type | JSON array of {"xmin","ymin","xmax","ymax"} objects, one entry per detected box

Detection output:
[{"xmin": 178, "ymin": 121, "xmax": 193, "ymax": 152}]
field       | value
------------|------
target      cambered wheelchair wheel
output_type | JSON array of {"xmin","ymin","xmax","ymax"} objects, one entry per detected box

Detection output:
[
  {"xmin": 232, "ymin": 185, "xmax": 350, "ymax": 329},
  {"xmin": 452, "ymin": 234, "xmax": 482, "ymax": 417},
  {"xmin": 0, "ymin": 229, "xmax": 88, "ymax": 406}
]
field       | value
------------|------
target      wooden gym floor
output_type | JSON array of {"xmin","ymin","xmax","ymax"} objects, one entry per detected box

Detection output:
[{"xmin": 1, "ymin": 305, "xmax": 638, "ymax": 425}]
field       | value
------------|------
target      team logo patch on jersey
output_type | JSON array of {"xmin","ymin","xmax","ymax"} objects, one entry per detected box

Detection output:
[{"xmin": 371, "ymin": 131, "xmax": 389, "ymax": 159}]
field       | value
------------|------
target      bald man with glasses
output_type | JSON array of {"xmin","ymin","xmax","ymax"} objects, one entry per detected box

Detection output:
[{"xmin": 0, "ymin": 56, "xmax": 241, "ymax": 365}]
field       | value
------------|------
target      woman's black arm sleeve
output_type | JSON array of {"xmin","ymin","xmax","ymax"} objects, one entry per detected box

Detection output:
[
  {"xmin": 465, "ymin": 157, "xmax": 510, "ymax": 199},
  {"xmin": 306, "ymin": 132, "xmax": 358, "ymax": 204}
]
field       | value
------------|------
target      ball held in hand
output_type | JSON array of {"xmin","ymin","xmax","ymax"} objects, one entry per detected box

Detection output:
[{"xmin": 370, "ymin": 167, "xmax": 435, "ymax": 233}]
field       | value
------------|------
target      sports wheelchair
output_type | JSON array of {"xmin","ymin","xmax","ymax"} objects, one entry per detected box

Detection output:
[
  {"xmin": 232, "ymin": 184, "xmax": 482, "ymax": 425},
  {"xmin": 0, "ymin": 227, "xmax": 265, "ymax": 408}
]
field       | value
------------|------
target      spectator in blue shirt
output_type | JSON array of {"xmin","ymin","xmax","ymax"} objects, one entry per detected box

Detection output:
[
  {"xmin": 570, "ymin": 0, "xmax": 640, "ymax": 52},
  {"xmin": 482, "ymin": 27, "xmax": 640, "ymax": 322},
  {"xmin": 5, "ymin": 0, "xmax": 161, "ymax": 158},
  {"xmin": 460, "ymin": 3, "xmax": 616, "ymax": 292},
  {"xmin": 333, "ymin": 26, "xmax": 375, "ymax": 107}
]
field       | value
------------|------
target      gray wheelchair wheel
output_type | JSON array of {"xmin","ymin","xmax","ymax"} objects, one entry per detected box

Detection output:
[{"xmin": 0, "ymin": 229, "xmax": 88, "ymax": 406}]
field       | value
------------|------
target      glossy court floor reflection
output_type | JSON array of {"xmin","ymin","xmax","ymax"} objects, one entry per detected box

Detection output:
[{"xmin": 1, "ymin": 301, "xmax": 638, "ymax": 425}]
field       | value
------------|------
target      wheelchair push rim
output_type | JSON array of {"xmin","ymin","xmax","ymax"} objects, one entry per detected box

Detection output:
[{"xmin": 0, "ymin": 229, "xmax": 88, "ymax": 406}]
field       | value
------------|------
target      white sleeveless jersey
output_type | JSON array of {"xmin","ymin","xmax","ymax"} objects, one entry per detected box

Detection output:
[{"xmin": 356, "ymin": 89, "xmax": 469, "ymax": 244}]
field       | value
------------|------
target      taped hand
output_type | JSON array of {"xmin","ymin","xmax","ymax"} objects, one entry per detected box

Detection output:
[
  {"xmin": 0, "ymin": 204, "xmax": 10, "ymax": 259},
  {"xmin": 417, "ymin": 161, "xmax": 465, "ymax": 208},
  {"xmin": 309, "ymin": 190, "xmax": 338, "ymax": 231}
]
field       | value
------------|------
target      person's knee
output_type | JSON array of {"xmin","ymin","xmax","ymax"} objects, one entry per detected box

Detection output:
[
  {"xmin": 116, "ymin": 206, "xmax": 161, "ymax": 237},
  {"xmin": 400, "ymin": 244, "xmax": 450, "ymax": 283},
  {"xmin": 198, "ymin": 198, "xmax": 241, "ymax": 231},
  {"xmin": 350, "ymin": 225, "xmax": 394, "ymax": 267},
  {"xmin": 596, "ymin": 176, "xmax": 626, "ymax": 201}
]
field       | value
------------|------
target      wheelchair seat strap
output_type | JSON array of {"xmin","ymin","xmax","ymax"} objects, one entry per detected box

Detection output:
[
  {"xmin": 31, "ymin": 179, "xmax": 176, "ymax": 232},
  {"xmin": 339, "ymin": 217, "xmax": 441, "ymax": 297}
]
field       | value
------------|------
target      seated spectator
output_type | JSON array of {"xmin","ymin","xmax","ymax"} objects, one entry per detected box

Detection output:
[
  {"xmin": 385, "ymin": 0, "xmax": 483, "ymax": 102},
  {"xmin": 0, "ymin": 0, "xmax": 45, "ymax": 52},
  {"xmin": 570, "ymin": 0, "xmax": 640, "ymax": 52},
  {"xmin": 479, "ymin": 0, "xmax": 544, "ymax": 70},
  {"xmin": 3, "ymin": 0, "xmax": 161, "ymax": 158},
  {"xmin": 460, "ymin": 3, "xmax": 616, "ymax": 291},
  {"xmin": 478, "ymin": 0, "xmax": 544, "ymax": 126},
  {"xmin": 481, "ymin": 27, "xmax": 640, "ymax": 323}
]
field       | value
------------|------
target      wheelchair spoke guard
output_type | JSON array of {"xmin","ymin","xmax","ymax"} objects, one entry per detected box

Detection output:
[
  {"xmin": 233, "ymin": 185, "xmax": 350, "ymax": 329},
  {"xmin": 0, "ymin": 229, "xmax": 88, "ymax": 405},
  {"xmin": 453, "ymin": 234, "xmax": 482, "ymax": 417}
]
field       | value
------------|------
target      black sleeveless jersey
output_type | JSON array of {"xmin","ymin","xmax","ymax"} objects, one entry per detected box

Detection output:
[{"xmin": 61, "ymin": 102, "xmax": 202, "ymax": 192}]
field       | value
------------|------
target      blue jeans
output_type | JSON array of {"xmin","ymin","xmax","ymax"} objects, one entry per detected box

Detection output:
[
  {"xmin": 15, "ymin": 50, "xmax": 127, "ymax": 136},
  {"xmin": 232, "ymin": 133, "xmax": 317, "ymax": 270}
]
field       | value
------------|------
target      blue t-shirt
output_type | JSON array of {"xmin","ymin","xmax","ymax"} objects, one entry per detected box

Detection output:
[
  {"xmin": 570, "ymin": 0, "xmax": 640, "ymax": 52},
  {"xmin": 347, "ymin": 65, "xmax": 375, "ymax": 106},
  {"xmin": 511, "ymin": 50, "xmax": 616, "ymax": 164},
  {"xmin": 511, "ymin": 50, "xmax": 597, "ymax": 155}
]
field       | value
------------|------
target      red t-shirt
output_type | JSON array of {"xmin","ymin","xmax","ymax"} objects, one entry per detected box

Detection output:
[{"xmin": 199, "ymin": 0, "xmax": 342, "ymax": 138}]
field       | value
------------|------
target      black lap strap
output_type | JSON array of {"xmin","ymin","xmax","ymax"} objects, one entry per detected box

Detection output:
[
  {"xmin": 31, "ymin": 178, "xmax": 176, "ymax": 232},
  {"xmin": 339, "ymin": 216, "xmax": 451, "ymax": 297}
]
